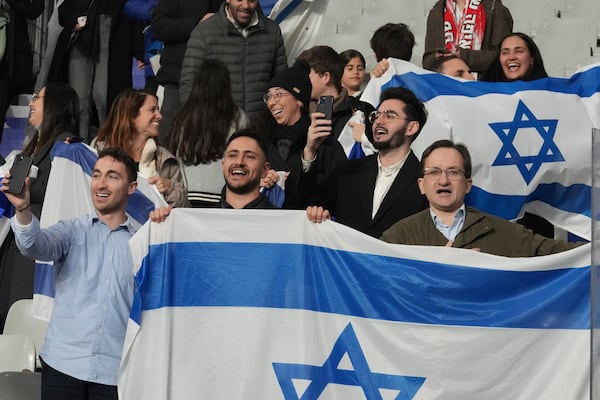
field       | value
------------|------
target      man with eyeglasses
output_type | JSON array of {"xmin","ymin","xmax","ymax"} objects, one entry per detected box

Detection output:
[
  {"xmin": 380, "ymin": 140, "xmax": 582, "ymax": 256},
  {"xmin": 304, "ymin": 87, "xmax": 428, "ymax": 238}
]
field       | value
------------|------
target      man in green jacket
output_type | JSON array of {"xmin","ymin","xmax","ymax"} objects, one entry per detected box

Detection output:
[{"xmin": 380, "ymin": 139, "xmax": 583, "ymax": 257}]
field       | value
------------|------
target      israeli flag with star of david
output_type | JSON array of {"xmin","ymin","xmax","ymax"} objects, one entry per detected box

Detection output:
[
  {"xmin": 31, "ymin": 142, "xmax": 167, "ymax": 320},
  {"xmin": 119, "ymin": 209, "xmax": 590, "ymax": 399},
  {"xmin": 360, "ymin": 59, "xmax": 600, "ymax": 241}
]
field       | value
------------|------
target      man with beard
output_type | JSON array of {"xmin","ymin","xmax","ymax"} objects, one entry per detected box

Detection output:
[
  {"xmin": 179, "ymin": 0, "xmax": 287, "ymax": 119},
  {"xmin": 302, "ymin": 87, "xmax": 428, "ymax": 238},
  {"xmin": 218, "ymin": 129, "xmax": 277, "ymax": 209},
  {"xmin": 150, "ymin": 130, "xmax": 276, "ymax": 222}
]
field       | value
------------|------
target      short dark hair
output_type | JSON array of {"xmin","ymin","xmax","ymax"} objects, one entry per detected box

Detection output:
[
  {"xmin": 427, "ymin": 54, "xmax": 461, "ymax": 73},
  {"xmin": 380, "ymin": 87, "xmax": 427, "ymax": 141},
  {"xmin": 226, "ymin": 129, "xmax": 269, "ymax": 160},
  {"xmin": 420, "ymin": 140, "xmax": 472, "ymax": 178},
  {"xmin": 370, "ymin": 23, "xmax": 415, "ymax": 62},
  {"xmin": 97, "ymin": 147, "xmax": 138, "ymax": 183},
  {"xmin": 296, "ymin": 45, "xmax": 343, "ymax": 92}
]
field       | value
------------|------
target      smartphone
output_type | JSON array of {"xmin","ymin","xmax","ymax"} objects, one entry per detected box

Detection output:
[
  {"xmin": 7, "ymin": 155, "xmax": 33, "ymax": 195},
  {"xmin": 316, "ymin": 95, "xmax": 334, "ymax": 120}
]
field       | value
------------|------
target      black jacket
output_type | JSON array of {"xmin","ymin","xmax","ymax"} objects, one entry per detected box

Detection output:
[
  {"xmin": 151, "ymin": 0, "xmax": 221, "ymax": 86},
  {"xmin": 300, "ymin": 150, "xmax": 428, "ymax": 238},
  {"xmin": 49, "ymin": 0, "xmax": 144, "ymax": 107},
  {"xmin": 179, "ymin": 2, "xmax": 287, "ymax": 112},
  {"xmin": 1, "ymin": 0, "xmax": 43, "ymax": 90}
]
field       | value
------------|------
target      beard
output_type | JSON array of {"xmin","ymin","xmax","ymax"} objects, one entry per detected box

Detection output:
[
  {"xmin": 372, "ymin": 124, "xmax": 407, "ymax": 151},
  {"xmin": 225, "ymin": 176, "xmax": 261, "ymax": 195}
]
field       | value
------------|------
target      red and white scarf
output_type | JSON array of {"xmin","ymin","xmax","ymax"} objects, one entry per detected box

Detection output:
[{"xmin": 443, "ymin": 0, "xmax": 486, "ymax": 51}]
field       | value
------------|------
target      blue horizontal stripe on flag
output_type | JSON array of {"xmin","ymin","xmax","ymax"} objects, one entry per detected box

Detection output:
[
  {"xmin": 272, "ymin": 0, "xmax": 304, "ymax": 23},
  {"xmin": 34, "ymin": 262, "xmax": 55, "ymax": 297},
  {"xmin": 132, "ymin": 242, "xmax": 589, "ymax": 330},
  {"xmin": 467, "ymin": 182, "xmax": 592, "ymax": 220},
  {"xmin": 382, "ymin": 64, "xmax": 600, "ymax": 102}
]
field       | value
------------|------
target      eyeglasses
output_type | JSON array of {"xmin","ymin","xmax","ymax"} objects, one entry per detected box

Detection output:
[
  {"xmin": 368, "ymin": 110, "xmax": 408, "ymax": 124},
  {"xmin": 32, "ymin": 93, "xmax": 45, "ymax": 102},
  {"xmin": 423, "ymin": 167, "xmax": 466, "ymax": 180},
  {"xmin": 263, "ymin": 92, "xmax": 291, "ymax": 104}
]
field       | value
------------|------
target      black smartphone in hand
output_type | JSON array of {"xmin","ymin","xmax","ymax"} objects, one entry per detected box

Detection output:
[
  {"xmin": 316, "ymin": 95, "xmax": 334, "ymax": 120},
  {"xmin": 7, "ymin": 155, "xmax": 33, "ymax": 195}
]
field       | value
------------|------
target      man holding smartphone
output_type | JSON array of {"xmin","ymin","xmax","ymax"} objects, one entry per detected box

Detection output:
[
  {"xmin": 1, "ymin": 148, "xmax": 138, "ymax": 400},
  {"xmin": 292, "ymin": 46, "xmax": 375, "ymax": 210},
  {"xmin": 296, "ymin": 45, "xmax": 374, "ymax": 145},
  {"xmin": 302, "ymin": 87, "xmax": 428, "ymax": 238}
]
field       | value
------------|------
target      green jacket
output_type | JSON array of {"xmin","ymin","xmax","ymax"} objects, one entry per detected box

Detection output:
[{"xmin": 380, "ymin": 207, "xmax": 582, "ymax": 257}]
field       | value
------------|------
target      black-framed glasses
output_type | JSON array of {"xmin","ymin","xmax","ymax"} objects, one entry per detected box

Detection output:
[
  {"xmin": 263, "ymin": 92, "xmax": 291, "ymax": 104},
  {"xmin": 32, "ymin": 93, "xmax": 45, "ymax": 102},
  {"xmin": 368, "ymin": 110, "xmax": 408, "ymax": 124},
  {"xmin": 423, "ymin": 167, "xmax": 466, "ymax": 180}
]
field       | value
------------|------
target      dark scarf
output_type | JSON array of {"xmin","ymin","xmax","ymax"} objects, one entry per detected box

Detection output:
[{"xmin": 269, "ymin": 114, "xmax": 310, "ymax": 163}]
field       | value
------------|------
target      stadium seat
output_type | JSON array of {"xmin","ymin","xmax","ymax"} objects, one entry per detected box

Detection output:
[
  {"xmin": 0, "ymin": 334, "xmax": 36, "ymax": 372},
  {"xmin": 3, "ymin": 299, "xmax": 48, "ymax": 369},
  {"xmin": 0, "ymin": 371, "xmax": 41, "ymax": 400}
]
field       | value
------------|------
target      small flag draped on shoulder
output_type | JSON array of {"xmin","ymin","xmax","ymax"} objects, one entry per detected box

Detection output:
[{"xmin": 32, "ymin": 142, "xmax": 167, "ymax": 320}]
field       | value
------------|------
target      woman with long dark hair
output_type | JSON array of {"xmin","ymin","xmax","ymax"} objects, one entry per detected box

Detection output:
[
  {"xmin": 483, "ymin": 32, "xmax": 553, "ymax": 238},
  {"xmin": 23, "ymin": 82, "xmax": 79, "ymax": 161},
  {"xmin": 482, "ymin": 32, "xmax": 548, "ymax": 82},
  {"xmin": 340, "ymin": 49, "xmax": 366, "ymax": 97},
  {"xmin": 168, "ymin": 59, "xmax": 247, "ymax": 207},
  {"xmin": 94, "ymin": 88, "xmax": 188, "ymax": 207},
  {"xmin": 0, "ymin": 81, "xmax": 79, "ymax": 328}
]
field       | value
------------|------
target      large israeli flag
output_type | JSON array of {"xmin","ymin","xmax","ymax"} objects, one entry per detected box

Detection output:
[
  {"xmin": 31, "ymin": 142, "xmax": 167, "ymax": 320},
  {"xmin": 361, "ymin": 60, "xmax": 599, "ymax": 240},
  {"xmin": 119, "ymin": 209, "xmax": 590, "ymax": 399}
]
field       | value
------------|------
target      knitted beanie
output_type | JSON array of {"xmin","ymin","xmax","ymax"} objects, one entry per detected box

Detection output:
[{"xmin": 268, "ymin": 59, "xmax": 312, "ymax": 110}]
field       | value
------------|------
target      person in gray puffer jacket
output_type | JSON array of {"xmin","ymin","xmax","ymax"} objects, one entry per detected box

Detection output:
[{"xmin": 179, "ymin": 0, "xmax": 287, "ymax": 119}]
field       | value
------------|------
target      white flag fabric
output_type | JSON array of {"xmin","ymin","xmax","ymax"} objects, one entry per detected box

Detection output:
[
  {"xmin": 119, "ymin": 209, "xmax": 590, "ymax": 399},
  {"xmin": 360, "ymin": 60, "xmax": 599, "ymax": 240},
  {"xmin": 269, "ymin": 0, "xmax": 329, "ymax": 65},
  {"xmin": 32, "ymin": 142, "xmax": 167, "ymax": 320}
]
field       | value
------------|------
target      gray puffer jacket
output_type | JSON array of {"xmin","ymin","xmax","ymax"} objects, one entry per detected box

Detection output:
[{"xmin": 179, "ymin": 3, "xmax": 287, "ymax": 114}]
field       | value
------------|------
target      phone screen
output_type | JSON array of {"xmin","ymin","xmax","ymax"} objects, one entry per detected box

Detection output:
[{"xmin": 7, "ymin": 155, "xmax": 33, "ymax": 195}]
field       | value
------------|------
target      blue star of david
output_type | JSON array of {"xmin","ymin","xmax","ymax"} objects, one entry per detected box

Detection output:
[
  {"xmin": 272, "ymin": 323, "xmax": 425, "ymax": 399},
  {"xmin": 489, "ymin": 100, "xmax": 564, "ymax": 184}
]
